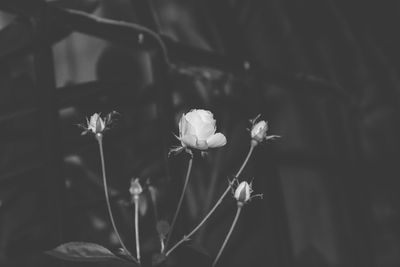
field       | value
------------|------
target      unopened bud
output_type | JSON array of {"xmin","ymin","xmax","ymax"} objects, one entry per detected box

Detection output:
[
  {"xmin": 129, "ymin": 178, "xmax": 143, "ymax": 198},
  {"xmin": 79, "ymin": 111, "xmax": 120, "ymax": 136},
  {"xmin": 89, "ymin": 113, "xmax": 106, "ymax": 134},
  {"xmin": 249, "ymin": 115, "xmax": 280, "ymax": 145},
  {"xmin": 234, "ymin": 181, "xmax": 252, "ymax": 204},
  {"xmin": 251, "ymin": 120, "xmax": 268, "ymax": 143}
]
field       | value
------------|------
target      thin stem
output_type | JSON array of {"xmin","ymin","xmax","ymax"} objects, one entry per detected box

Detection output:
[
  {"xmin": 160, "ymin": 238, "xmax": 165, "ymax": 253},
  {"xmin": 212, "ymin": 205, "xmax": 242, "ymax": 267},
  {"xmin": 164, "ymin": 156, "xmax": 193, "ymax": 251},
  {"xmin": 134, "ymin": 196, "xmax": 141, "ymax": 263},
  {"xmin": 165, "ymin": 143, "xmax": 256, "ymax": 256},
  {"xmin": 165, "ymin": 183, "xmax": 231, "ymax": 256},
  {"xmin": 96, "ymin": 134, "xmax": 137, "ymax": 263},
  {"xmin": 235, "ymin": 142, "xmax": 255, "ymax": 179}
]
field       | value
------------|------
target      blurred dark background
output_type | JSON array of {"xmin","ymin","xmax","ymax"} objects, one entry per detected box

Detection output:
[{"xmin": 0, "ymin": 0, "xmax": 399, "ymax": 266}]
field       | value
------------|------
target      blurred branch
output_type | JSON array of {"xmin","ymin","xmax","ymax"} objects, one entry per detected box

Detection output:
[
  {"xmin": 129, "ymin": 0, "xmax": 159, "ymax": 31},
  {"xmin": 0, "ymin": 0, "xmax": 355, "ymax": 104},
  {"xmin": 0, "ymin": 0, "xmax": 170, "ymax": 63}
]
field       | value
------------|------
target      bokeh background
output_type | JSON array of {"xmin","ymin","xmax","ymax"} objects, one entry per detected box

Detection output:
[{"xmin": 0, "ymin": 0, "xmax": 399, "ymax": 266}]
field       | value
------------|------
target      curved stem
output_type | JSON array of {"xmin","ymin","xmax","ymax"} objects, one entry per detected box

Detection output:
[
  {"xmin": 63, "ymin": 7, "xmax": 171, "ymax": 67},
  {"xmin": 134, "ymin": 196, "xmax": 141, "ymax": 263},
  {"xmin": 96, "ymin": 135, "xmax": 137, "ymax": 263},
  {"xmin": 165, "ymin": 143, "xmax": 256, "ymax": 256},
  {"xmin": 164, "ymin": 156, "xmax": 193, "ymax": 251},
  {"xmin": 212, "ymin": 205, "xmax": 242, "ymax": 267},
  {"xmin": 234, "ymin": 142, "xmax": 255, "ymax": 178}
]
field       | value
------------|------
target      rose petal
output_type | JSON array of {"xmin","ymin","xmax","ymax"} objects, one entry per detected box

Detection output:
[
  {"xmin": 182, "ymin": 116, "xmax": 197, "ymax": 137},
  {"xmin": 185, "ymin": 110, "xmax": 203, "ymax": 129},
  {"xmin": 234, "ymin": 181, "xmax": 246, "ymax": 199},
  {"xmin": 234, "ymin": 182, "xmax": 251, "ymax": 203},
  {"xmin": 89, "ymin": 114, "xmax": 98, "ymax": 126},
  {"xmin": 196, "ymin": 110, "xmax": 216, "ymax": 138},
  {"xmin": 196, "ymin": 109, "xmax": 215, "ymax": 123},
  {"xmin": 251, "ymin": 120, "xmax": 267, "ymax": 138},
  {"xmin": 196, "ymin": 139, "xmax": 208, "ymax": 150},
  {"xmin": 95, "ymin": 117, "xmax": 105, "ymax": 132},
  {"xmin": 185, "ymin": 110, "xmax": 216, "ymax": 140},
  {"xmin": 195, "ymin": 122, "xmax": 216, "ymax": 140},
  {"xmin": 179, "ymin": 115, "xmax": 187, "ymax": 136},
  {"xmin": 180, "ymin": 134, "xmax": 197, "ymax": 148},
  {"xmin": 206, "ymin": 133, "xmax": 227, "ymax": 148}
]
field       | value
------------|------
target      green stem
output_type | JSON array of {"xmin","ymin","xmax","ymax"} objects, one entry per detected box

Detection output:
[
  {"xmin": 96, "ymin": 134, "xmax": 137, "ymax": 263},
  {"xmin": 134, "ymin": 196, "xmax": 141, "ymax": 263},
  {"xmin": 165, "ymin": 143, "xmax": 255, "ymax": 256},
  {"xmin": 164, "ymin": 156, "xmax": 193, "ymax": 251},
  {"xmin": 212, "ymin": 205, "xmax": 242, "ymax": 267}
]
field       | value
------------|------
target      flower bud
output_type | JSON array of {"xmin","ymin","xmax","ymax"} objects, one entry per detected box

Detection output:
[
  {"xmin": 88, "ymin": 113, "xmax": 105, "ymax": 134},
  {"xmin": 251, "ymin": 120, "xmax": 268, "ymax": 143},
  {"xmin": 79, "ymin": 111, "xmax": 120, "ymax": 136},
  {"xmin": 129, "ymin": 178, "xmax": 143, "ymax": 197},
  {"xmin": 234, "ymin": 181, "xmax": 252, "ymax": 204},
  {"xmin": 249, "ymin": 115, "xmax": 280, "ymax": 145}
]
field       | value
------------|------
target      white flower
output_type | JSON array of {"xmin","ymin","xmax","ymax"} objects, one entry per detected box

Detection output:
[
  {"xmin": 87, "ymin": 113, "xmax": 105, "ymax": 134},
  {"xmin": 234, "ymin": 181, "xmax": 252, "ymax": 204},
  {"xmin": 178, "ymin": 109, "xmax": 227, "ymax": 151}
]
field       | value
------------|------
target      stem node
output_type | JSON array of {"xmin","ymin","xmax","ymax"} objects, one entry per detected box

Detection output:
[{"xmin": 165, "ymin": 144, "xmax": 255, "ymax": 256}]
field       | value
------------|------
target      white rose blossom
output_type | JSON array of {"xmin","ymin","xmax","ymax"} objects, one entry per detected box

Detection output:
[{"xmin": 170, "ymin": 109, "xmax": 226, "ymax": 155}]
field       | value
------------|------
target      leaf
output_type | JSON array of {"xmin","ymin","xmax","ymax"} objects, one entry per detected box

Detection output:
[
  {"xmin": 170, "ymin": 244, "xmax": 211, "ymax": 267},
  {"xmin": 152, "ymin": 253, "xmax": 167, "ymax": 266},
  {"xmin": 117, "ymin": 247, "xmax": 136, "ymax": 262},
  {"xmin": 46, "ymin": 242, "xmax": 126, "ymax": 262}
]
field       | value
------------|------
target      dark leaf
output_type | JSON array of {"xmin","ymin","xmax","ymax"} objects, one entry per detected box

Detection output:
[
  {"xmin": 170, "ymin": 244, "xmax": 211, "ymax": 267},
  {"xmin": 152, "ymin": 253, "xmax": 167, "ymax": 266},
  {"xmin": 117, "ymin": 248, "xmax": 137, "ymax": 263},
  {"xmin": 46, "ymin": 242, "xmax": 127, "ymax": 263}
]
